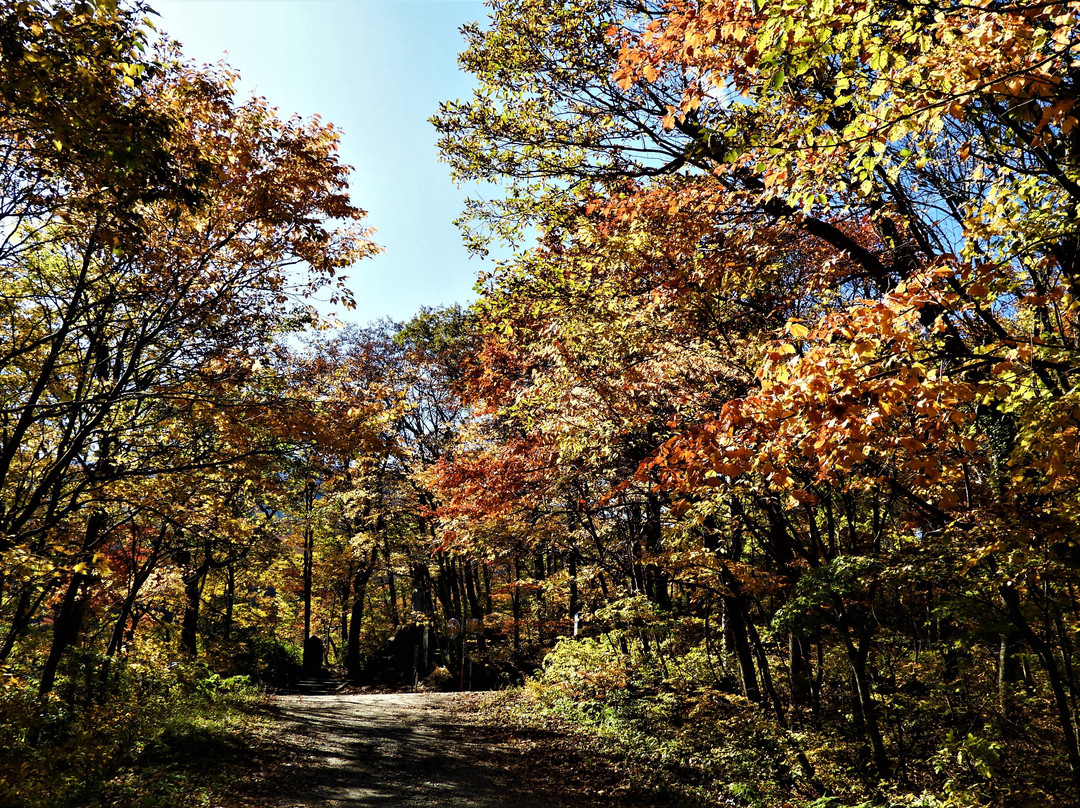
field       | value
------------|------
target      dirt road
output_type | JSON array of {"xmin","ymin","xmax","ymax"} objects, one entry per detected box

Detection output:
[{"xmin": 239, "ymin": 692, "xmax": 586, "ymax": 808}]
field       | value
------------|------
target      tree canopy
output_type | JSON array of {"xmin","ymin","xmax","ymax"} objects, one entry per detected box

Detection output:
[{"xmin": 4, "ymin": 2, "xmax": 1080, "ymax": 807}]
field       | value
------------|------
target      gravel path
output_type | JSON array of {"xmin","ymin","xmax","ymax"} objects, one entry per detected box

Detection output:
[{"xmin": 245, "ymin": 692, "xmax": 561, "ymax": 808}]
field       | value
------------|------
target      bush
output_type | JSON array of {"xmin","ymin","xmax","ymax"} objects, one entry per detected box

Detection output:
[
  {"xmin": 213, "ymin": 635, "xmax": 303, "ymax": 687},
  {"xmin": 0, "ymin": 658, "xmax": 261, "ymax": 808},
  {"xmin": 539, "ymin": 635, "xmax": 631, "ymax": 701}
]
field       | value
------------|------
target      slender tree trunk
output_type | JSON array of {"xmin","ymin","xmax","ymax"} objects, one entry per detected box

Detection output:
[
  {"xmin": 643, "ymin": 496, "xmax": 671, "ymax": 610},
  {"xmin": 464, "ymin": 558, "xmax": 482, "ymax": 620},
  {"xmin": 0, "ymin": 588, "xmax": 31, "ymax": 662},
  {"xmin": 448, "ymin": 556, "xmax": 463, "ymax": 619},
  {"xmin": 180, "ymin": 561, "xmax": 208, "ymax": 657},
  {"xmin": 512, "ymin": 557, "xmax": 522, "ymax": 657},
  {"xmin": 39, "ymin": 510, "xmax": 108, "ymax": 696},
  {"xmin": 790, "ymin": 632, "xmax": 813, "ymax": 709},
  {"xmin": 482, "ymin": 563, "xmax": 493, "ymax": 615},
  {"xmin": 1001, "ymin": 584, "xmax": 1080, "ymax": 801},
  {"xmin": 300, "ymin": 479, "xmax": 317, "ymax": 671},
  {"xmin": 724, "ymin": 594, "xmax": 761, "ymax": 703},
  {"xmin": 345, "ymin": 555, "xmax": 376, "ymax": 678},
  {"xmin": 746, "ymin": 610, "xmax": 785, "ymax": 721},
  {"xmin": 107, "ymin": 532, "xmax": 164, "ymax": 657},
  {"xmin": 38, "ymin": 571, "xmax": 89, "ymax": 696},
  {"xmin": 836, "ymin": 617, "xmax": 890, "ymax": 778},
  {"xmin": 340, "ymin": 563, "xmax": 353, "ymax": 663},
  {"xmin": 702, "ymin": 593, "xmax": 724, "ymax": 682},
  {"xmin": 568, "ymin": 551, "xmax": 580, "ymax": 627},
  {"xmin": 455, "ymin": 557, "xmax": 468, "ymax": 620},
  {"xmin": 383, "ymin": 534, "xmax": 400, "ymax": 628},
  {"xmin": 302, "ymin": 523, "xmax": 314, "ymax": 641},
  {"xmin": 998, "ymin": 630, "xmax": 1024, "ymax": 708},
  {"xmin": 563, "ymin": 498, "xmax": 581, "ymax": 626},
  {"xmin": 812, "ymin": 632, "xmax": 825, "ymax": 713},
  {"xmin": 435, "ymin": 563, "xmax": 452, "ymax": 621},
  {"xmin": 107, "ymin": 586, "xmax": 142, "ymax": 657},
  {"xmin": 0, "ymin": 585, "xmax": 52, "ymax": 662},
  {"xmin": 410, "ymin": 562, "xmax": 434, "ymax": 617},
  {"xmin": 223, "ymin": 563, "xmax": 235, "ymax": 641},
  {"xmin": 534, "ymin": 551, "xmax": 546, "ymax": 645}
]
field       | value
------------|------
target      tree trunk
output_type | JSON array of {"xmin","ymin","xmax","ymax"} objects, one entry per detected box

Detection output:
[
  {"xmin": 998, "ymin": 630, "xmax": 1025, "ymax": 708},
  {"xmin": 345, "ymin": 551, "xmax": 377, "ymax": 677},
  {"xmin": 38, "ymin": 571, "xmax": 89, "ymax": 696},
  {"xmin": 455, "ymin": 557, "xmax": 469, "ymax": 621},
  {"xmin": 837, "ymin": 619, "xmax": 890, "ymax": 778},
  {"xmin": 39, "ymin": 510, "xmax": 108, "ymax": 696},
  {"xmin": 724, "ymin": 594, "xmax": 761, "ymax": 703},
  {"xmin": 512, "ymin": 557, "xmax": 522, "ymax": 657},
  {"xmin": 107, "ymin": 586, "xmax": 142, "ymax": 658},
  {"xmin": 643, "ymin": 496, "xmax": 671, "ymax": 610},
  {"xmin": 435, "ymin": 553, "xmax": 457, "ymax": 621},
  {"xmin": 223, "ymin": 563, "xmax": 235, "ymax": 641},
  {"xmin": 482, "ymin": 563, "xmax": 493, "ymax": 615},
  {"xmin": 790, "ymin": 632, "xmax": 813, "ymax": 709},
  {"xmin": 1001, "ymin": 584, "xmax": 1080, "ymax": 801},
  {"xmin": 410, "ymin": 562, "xmax": 434, "ymax": 618},
  {"xmin": 534, "ymin": 551, "xmax": 546, "ymax": 645},
  {"xmin": 746, "ymin": 610, "xmax": 785, "ymax": 722},
  {"xmin": 339, "ymin": 563, "xmax": 353, "ymax": 663},
  {"xmin": 464, "ymin": 558, "xmax": 482, "ymax": 620},
  {"xmin": 107, "ymin": 534, "xmax": 164, "ymax": 657},
  {"xmin": 302, "ymin": 521, "xmax": 314, "ymax": 664},
  {"xmin": 299, "ymin": 477, "xmax": 318, "ymax": 671},
  {"xmin": 568, "ymin": 551, "xmax": 580, "ymax": 627},
  {"xmin": 180, "ymin": 558, "xmax": 210, "ymax": 657},
  {"xmin": 0, "ymin": 585, "xmax": 52, "ymax": 662},
  {"xmin": 383, "ymin": 534, "xmax": 400, "ymax": 628}
]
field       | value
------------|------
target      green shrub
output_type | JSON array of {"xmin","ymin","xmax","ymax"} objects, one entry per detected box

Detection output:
[{"xmin": 0, "ymin": 659, "xmax": 261, "ymax": 808}]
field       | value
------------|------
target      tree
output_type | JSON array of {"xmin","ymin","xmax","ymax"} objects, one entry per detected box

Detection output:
[
  {"xmin": 0, "ymin": 1, "xmax": 197, "ymax": 246},
  {"xmin": 434, "ymin": 0, "xmax": 1080, "ymax": 796},
  {"xmin": 0, "ymin": 32, "xmax": 377, "ymax": 692}
]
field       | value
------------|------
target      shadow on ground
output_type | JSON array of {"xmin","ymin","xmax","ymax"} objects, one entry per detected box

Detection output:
[{"xmin": 235, "ymin": 693, "xmax": 629, "ymax": 808}]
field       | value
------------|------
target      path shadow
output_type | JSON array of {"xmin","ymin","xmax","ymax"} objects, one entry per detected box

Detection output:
[{"xmin": 238, "ymin": 694, "xmax": 563, "ymax": 807}]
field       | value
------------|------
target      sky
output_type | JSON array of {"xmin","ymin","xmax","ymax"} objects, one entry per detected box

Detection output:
[{"xmin": 150, "ymin": 0, "xmax": 501, "ymax": 327}]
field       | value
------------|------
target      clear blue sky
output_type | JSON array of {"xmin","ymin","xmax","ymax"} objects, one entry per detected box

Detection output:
[{"xmin": 150, "ymin": 0, "xmax": 499, "ymax": 326}]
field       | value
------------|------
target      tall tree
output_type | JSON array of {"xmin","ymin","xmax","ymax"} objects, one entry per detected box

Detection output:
[
  {"xmin": 0, "ymin": 33, "xmax": 376, "ymax": 692},
  {"xmin": 434, "ymin": 0, "xmax": 1080, "ymax": 794}
]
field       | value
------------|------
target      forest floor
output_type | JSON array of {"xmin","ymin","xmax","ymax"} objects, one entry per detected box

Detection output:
[{"xmin": 222, "ymin": 690, "xmax": 668, "ymax": 808}]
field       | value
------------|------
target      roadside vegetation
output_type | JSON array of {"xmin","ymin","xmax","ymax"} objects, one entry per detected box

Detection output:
[{"xmin": 0, "ymin": 659, "xmax": 259, "ymax": 808}]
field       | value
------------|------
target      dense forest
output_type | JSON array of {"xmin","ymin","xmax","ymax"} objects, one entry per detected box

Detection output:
[{"xmin": 3, "ymin": 1, "xmax": 1080, "ymax": 806}]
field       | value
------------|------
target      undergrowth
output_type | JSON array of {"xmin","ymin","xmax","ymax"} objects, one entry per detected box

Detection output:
[
  {"xmin": 0, "ymin": 654, "xmax": 261, "ymax": 808},
  {"xmin": 489, "ymin": 630, "xmax": 1061, "ymax": 808}
]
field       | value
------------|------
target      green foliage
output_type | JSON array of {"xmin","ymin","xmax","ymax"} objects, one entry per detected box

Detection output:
[
  {"xmin": 5, "ymin": 0, "xmax": 1080, "ymax": 805},
  {"xmin": 524, "ymin": 654, "xmax": 824, "ymax": 808},
  {"xmin": 0, "ymin": 660, "xmax": 259, "ymax": 808},
  {"xmin": 540, "ymin": 635, "xmax": 633, "ymax": 700},
  {"xmin": 514, "ymin": 612, "xmax": 1071, "ymax": 807},
  {"xmin": 593, "ymin": 594, "xmax": 663, "ymax": 626},
  {"xmin": 773, "ymin": 556, "xmax": 879, "ymax": 632},
  {"xmin": 931, "ymin": 731, "xmax": 1005, "ymax": 806},
  {"xmin": 218, "ymin": 636, "xmax": 304, "ymax": 687}
]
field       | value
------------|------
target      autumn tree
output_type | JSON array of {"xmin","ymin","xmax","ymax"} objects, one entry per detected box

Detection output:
[
  {"xmin": 339, "ymin": 313, "xmax": 476, "ymax": 681},
  {"xmin": 247, "ymin": 315, "xmax": 474, "ymax": 683},
  {"xmin": 0, "ymin": 11, "xmax": 376, "ymax": 693},
  {"xmin": 433, "ymin": 0, "xmax": 1080, "ymax": 799}
]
